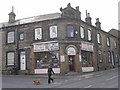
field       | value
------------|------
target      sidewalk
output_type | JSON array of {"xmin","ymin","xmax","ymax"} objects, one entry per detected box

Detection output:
[{"xmin": 2, "ymin": 68, "xmax": 118, "ymax": 79}]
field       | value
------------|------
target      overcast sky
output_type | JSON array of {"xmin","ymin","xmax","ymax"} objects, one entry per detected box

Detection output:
[{"xmin": 0, "ymin": 0, "xmax": 119, "ymax": 32}]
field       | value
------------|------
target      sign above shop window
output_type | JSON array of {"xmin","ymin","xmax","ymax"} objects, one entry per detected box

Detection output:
[
  {"xmin": 81, "ymin": 41, "xmax": 94, "ymax": 52},
  {"xmin": 33, "ymin": 41, "xmax": 59, "ymax": 52},
  {"xmin": 67, "ymin": 47, "xmax": 76, "ymax": 55}
]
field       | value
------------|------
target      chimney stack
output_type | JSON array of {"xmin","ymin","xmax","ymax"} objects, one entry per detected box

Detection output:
[
  {"xmin": 8, "ymin": 6, "xmax": 16, "ymax": 23},
  {"xmin": 95, "ymin": 18, "xmax": 101, "ymax": 29},
  {"xmin": 85, "ymin": 10, "xmax": 92, "ymax": 25}
]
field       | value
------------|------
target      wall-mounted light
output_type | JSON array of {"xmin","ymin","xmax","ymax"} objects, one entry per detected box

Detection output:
[{"xmin": 75, "ymin": 31, "xmax": 78, "ymax": 34}]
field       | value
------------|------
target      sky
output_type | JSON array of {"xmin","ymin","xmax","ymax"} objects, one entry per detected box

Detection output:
[{"xmin": 0, "ymin": 0, "xmax": 119, "ymax": 32}]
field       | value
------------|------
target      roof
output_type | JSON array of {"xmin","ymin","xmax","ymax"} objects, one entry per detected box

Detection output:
[
  {"xmin": 0, "ymin": 13, "xmax": 61, "ymax": 28},
  {"xmin": 108, "ymin": 29, "xmax": 119, "ymax": 37}
]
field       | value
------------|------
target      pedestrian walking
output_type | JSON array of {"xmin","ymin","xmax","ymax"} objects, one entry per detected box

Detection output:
[{"xmin": 47, "ymin": 65, "xmax": 55, "ymax": 84}]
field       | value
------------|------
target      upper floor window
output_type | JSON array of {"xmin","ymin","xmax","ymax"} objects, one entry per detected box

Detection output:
[
  {"xmin": 88, "ymin": 29, "xmax": 91, "ymax": 41},
  {"xmin": 66, "ymin": 24, "xmax": 74, "ymax": 37},
  {"xmin": 97, "ymin": 33, "xmax": 101, "ymax": 44},
  {"xmin": 19, "ymin": 33, "xmax": 24, "ymax": 40},
  {"xmin": 114, "ymin": 41, "xmax": 117, "ymax": 48},
  {"xmin": 80, "ymin": 26, "xmax": 85, "ymax": 39},
  {"xmin": 7, "ymin": 31, "xmax": 14, "ymax": 43},
  {"xmin": 35, "ymin": 28, "xmax": 42, "ymax": 40},
  {"xmin": 7, "ymin": 52, "xmax": 15, "ymax": 66},
  {"xmin": 49, "ymin": 25, "xmax": 57, "ymax": 38},
  {"xmin": 106, "ymin": 37, "xmax": 110, "ymax": 46}
]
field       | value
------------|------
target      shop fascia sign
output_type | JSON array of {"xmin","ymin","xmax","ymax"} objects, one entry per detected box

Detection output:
[
  {"xmin": 81, "ymin": 41, "xmax": 94, "ymax": 52},
  {"xmin": 33, "ymin": 41, "xmax": 59, "ymax": 52}
]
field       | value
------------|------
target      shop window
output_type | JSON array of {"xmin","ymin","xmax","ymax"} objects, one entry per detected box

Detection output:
[
  {"xmin": 35, "ymin": 28, "xmax": 42, "ymax": 40},
  {"xmin": 66, "ymin": 24, "xmax": 74, "ymax": 37},
  {"xmin": 80, "ymin": 26, "xmax": 85, "ymax": 39},
  {"xmin": 7, "ymin": 31, "xmax": 14, "ymax": 43},
  {"xmin": 6, "ymin": 52, "xmax": 15, "ymax": 66},
  {"xmin": 97, "ymin": 33, "xmax": 101, "ymax": 44},
  {"xmin": 35, "ymin": 51, "xmax": 59, "ymax": 69},
  {"xmin": 81, "ymin": 50, "xmax": 92, "ymax": 67},
  {"xmin": 88, "ymin": 29, "xmax": 91, "ymax": 41},
  {"xmin": 47, "ymin": 51, "xmax": 59, "ymax": 68},
  {"xmin": 36, "ymin": 52, "xmax": 47, "ymax": 68},
  {"xmin": 49, "ymin": 25, "xmax": 57, "ymax": 38}
]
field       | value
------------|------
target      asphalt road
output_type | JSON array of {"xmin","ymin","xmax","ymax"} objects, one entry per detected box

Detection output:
[{"xmin": 2, "ymin": 68, "xmax": 119, "ymax": 88}]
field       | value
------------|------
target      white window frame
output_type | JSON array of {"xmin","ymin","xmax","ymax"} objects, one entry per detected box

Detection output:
[
  {"xmin": 97, "ymin": 33, "xmax": 101, "ymax": 44},
  {"xmin": 49, "ymin": 25, "xmax": 57, "ymax": 38},
  {"xmin": 35, "ymin": 28, "xmax": 42, "ymax": 40},
  {"xmin": 107, "ymin": 37, "xmax": 110, "ymax": 46},
  {"xmin": 114, "ymin": 41, "xmax": 117, "ymax": 48},
  {"xmin": 88, "ymin": 29, "xmax": 91, "ymax": 41},
  {"xmin": 80, "ymin": 26, "xmax": 85, "ymax": 39},
  {"xmin": 7, "ymin": 52, "xmax": 14, "ymax": 65},
  {"xmin": 20, "ymin": 33, "xmax": 24, "ymax": 40},
  {"xmin": 7, "ymin": 31, "xmax": 14, "ymax": 43}
]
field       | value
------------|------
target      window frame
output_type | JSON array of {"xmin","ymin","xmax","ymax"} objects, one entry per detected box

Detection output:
[
  {"xmin": 7, "ymin": 31, "xmax": 15, "ymax": 44},
  {"xmin": 66, "ymin": 24, "xmax": 75, "ymax": 38},
  {"xmin": 6, "ymin": 51, "xmax": 15, "ymax": 66},
  {"xmin": 88, "ymin": 29, "xmax": 92, "ymax": 41},
  {"xmin": 34, "ymin": 27, "xmax": 42, "ymax": 40},
  {"xmin": 106, "ymin": 37, "xmax": 110, "ymax": 47},
  {"xmin": 49, "ymin": 25, "xmax": 58, "ymax": 39},
  {"xmin": 97, "ymin": 33, "xmax": 101, "ymax": 44},
  {"xmin": 80, "ymin": 26, "xmax": 85, "ymax": 39},
  {"xmin": 19, "ymin": 32, "xmax": 24, "ymax": 41}
]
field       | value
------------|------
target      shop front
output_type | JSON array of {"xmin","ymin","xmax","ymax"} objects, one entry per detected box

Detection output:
[
  {"xmin": 81, "ymin": 41, "xmax": 94, "ymax": 72},
  {"xmin": 33, "ymin": 41, "xmax": 60, "ymax": 74}
]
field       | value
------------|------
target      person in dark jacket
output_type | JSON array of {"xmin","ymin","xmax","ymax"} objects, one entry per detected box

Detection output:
[{"xmin": 47, "ymin": 65, "xmax": 55, "ymax": 84}]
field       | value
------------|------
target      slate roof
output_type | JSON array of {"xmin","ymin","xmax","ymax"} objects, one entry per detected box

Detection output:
[{"xmin": 0, "ymin": 13, "xmax": 61, "ymax": 28}]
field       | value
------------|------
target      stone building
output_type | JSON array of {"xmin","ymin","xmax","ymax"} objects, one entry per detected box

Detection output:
[
  {"xmin": 0, "ymin": 27, "xmax": 3, "ymax": 74},
  {"xmin": 1, "ymin": 3, "xmax": 119, "ymax": 75}
]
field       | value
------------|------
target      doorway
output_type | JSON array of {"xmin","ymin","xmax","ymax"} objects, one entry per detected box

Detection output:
[
  {"xmin": 20, "ymin": 51, "xmax": 26, "ymax": 70},
  {"xmin": 68, "ymin": 55, "xmax": 75, "ymax": 72}
]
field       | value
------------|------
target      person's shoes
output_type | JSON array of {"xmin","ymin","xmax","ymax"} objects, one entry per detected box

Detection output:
[{"xmin": 52, "ymin": 79, "xmax": 54, "ymax": 83}]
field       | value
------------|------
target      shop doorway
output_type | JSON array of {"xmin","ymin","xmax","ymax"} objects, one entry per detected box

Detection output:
[{"xmin": 68, "ymin": 55, "xmax": 75, "ymax": 71}]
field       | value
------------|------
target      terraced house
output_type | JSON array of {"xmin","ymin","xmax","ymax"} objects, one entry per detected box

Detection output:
[{"xmin": 1, "ymin": 3, "xmax": 119, "ymax": 75}]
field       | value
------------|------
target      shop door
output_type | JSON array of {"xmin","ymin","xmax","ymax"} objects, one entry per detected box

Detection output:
[
  {"xmin": 20, "ymin": 51, "xmax": 26, "ymax": 70},
  {"xmin": 68, "ymin": 56, "xmax": 75, "ymax": 71}
]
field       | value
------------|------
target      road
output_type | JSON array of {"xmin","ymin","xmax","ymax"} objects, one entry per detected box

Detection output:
[{"xmin": 2, "ymin": 68, "xmax": 119, "ymax": 89}]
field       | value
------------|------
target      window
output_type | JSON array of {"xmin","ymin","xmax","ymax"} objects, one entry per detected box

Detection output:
[
  {"xmin": 49, "ymin": 25, "xmax": 57, "ymax": 38},
  {"xmin": 106, "ymin": 37, "xmax": 110, "ymax": 46},
  {"xmin": 7, "ymin": 31, "xmax": 14, "ymax": 43},
  {"xmin": 80, "ymin": 26, "xmax": 85, "ymax": 39},
  {"xmin": 88, "ymin": 29, "xmax": 91, "ymax": 41},
  {"xmin": 35, "ymin": 28, "xmax": 42, "ymax": 40},
  {"xmin": 20, "ymin": 33, "xmax": 24, "ymax": 40},
  {"xmin": 98, "ymin": 51, "xmax": 102, "ymax": 63},
  {"xmin": 35, "ymin": 51, "xmax": 59, "ymax": 69},
  {"xmin": 97, "ymin": 33, "xmax": 101, "ymax": 44},
  {"xmin": 67, "ymin": 24, "xmax": 74, "ymax": 37},
  {"xmin": 108, "ymin": 51, "xmax": 111, "ymax": 62},
  {"xmin": 114, "ymin": 41, "xmax": 117, "ymax": 48},
  {"xmin": 81, "ymin": 51, "xmax": 92, "ymax": 67},
  {"xmin": 7, "ymin": 52, "xmax": 14, "ymax": 65}
]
